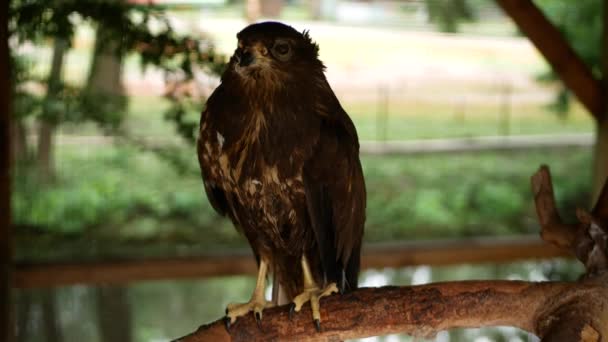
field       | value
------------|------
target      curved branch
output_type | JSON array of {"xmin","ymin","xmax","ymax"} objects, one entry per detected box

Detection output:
[
  {"xmin": 530, "ymin": 165, "xmax": 578, "ymax": 249},
  {"xmin": 174, "ymin": 165, "xmax": 608, "ymax": 341},
  {"xmin": 531, "ymin": 165, "xmax": 608, "ymax": 274},
  {"xmin": 173, "ymin": 279, "xmax": 608, "ymax": 342}
]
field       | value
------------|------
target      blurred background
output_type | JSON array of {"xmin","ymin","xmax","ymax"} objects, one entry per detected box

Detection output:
[{"xmin": 8, "ymin": 0, "xmax": 605, "ymax": 341}]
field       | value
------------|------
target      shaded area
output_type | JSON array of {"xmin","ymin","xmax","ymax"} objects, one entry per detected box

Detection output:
[{"xmin": 13, "ymin": 260, "xmax": 583, "ymax": 342}]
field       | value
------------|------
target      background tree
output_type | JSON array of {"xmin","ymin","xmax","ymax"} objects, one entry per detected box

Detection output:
[
  {"xmin": 9, "ymin": 0, "xmax": 225, "ymax": 181},
  {"xmin": 9, "ymin": 2, "xmax": 226, "ymax": 340},
  {"xmin": 424, "ymin": 0, "xmax": 478, "ymax": 33}
]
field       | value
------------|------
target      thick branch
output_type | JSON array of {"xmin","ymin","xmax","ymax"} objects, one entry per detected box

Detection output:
[
  {"xmin": 531, "ymin": 165, "xmax": 579, "ymax": 249},
  {"xmin": 496, "ymin": 0, "xmax": 604, "ymax": 119},
  {"xmin": 592, "ymin": 175, "xmax": 608, "ymax": 225},
  {"xmin": 175, "ymin": 165, "xmax": 608, "ymax": 341},
  {"xmin": 174, "ymin": 280, "xmax": 608, "ymax": 342},
  {"xmin": 531, "ymin": 166, "xmax": 608, "ymax": 274}
]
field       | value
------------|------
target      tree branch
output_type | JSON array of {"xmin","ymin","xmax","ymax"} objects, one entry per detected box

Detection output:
[
  {"xmin": 174, "ymin": 166, "xmax": 608, "ymax": 341},
  {"xmin": 175, "ymin": 279, "xmax": 608, "ymax": 342},
  {"xmin": 495, "ymin": 0, "xmax": 604, "ymax": 119}
]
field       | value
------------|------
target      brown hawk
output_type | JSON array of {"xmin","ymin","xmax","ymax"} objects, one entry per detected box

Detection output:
[{"xmin": 197, "ymin": 21, "xmax": 366, "ymax": 330}]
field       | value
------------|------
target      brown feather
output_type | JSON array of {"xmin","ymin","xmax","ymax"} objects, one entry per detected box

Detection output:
[{"xmin": 197, "ymin": 21, "xmax": 365, "ymax": 299}]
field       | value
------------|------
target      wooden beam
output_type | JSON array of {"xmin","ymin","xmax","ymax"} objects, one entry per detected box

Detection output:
[
  {"xmin": 593, "ymin": 0, "xmax": 608, "ymax": 203},
  {"xmin": 0, "ymin": 0, "xmax": 12, "ymax": 340},
  {"xmin": 13, "ymin": 236, "xmax": 571, "ymax": 288},
  {"xmin": 496, "ymin": 0, "xmax": 604, "ymax": 120}
]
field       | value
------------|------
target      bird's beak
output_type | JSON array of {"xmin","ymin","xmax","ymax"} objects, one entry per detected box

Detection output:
[{"xmin": 236, "ymin": 48, "xmax": 254, "ymax": 67}]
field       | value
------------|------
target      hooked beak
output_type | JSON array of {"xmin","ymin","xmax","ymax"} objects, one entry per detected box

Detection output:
[{"xmin": 235, "ymin": 48, "xmax": 254, "ymax": 67}]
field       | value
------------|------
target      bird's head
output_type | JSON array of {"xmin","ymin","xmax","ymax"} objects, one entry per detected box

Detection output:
[{"xmin": 226, "ymin": 21, "xmax": 323, "ymax": 85}]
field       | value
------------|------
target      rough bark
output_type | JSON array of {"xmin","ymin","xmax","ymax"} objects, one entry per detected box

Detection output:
[
  {"xmin": 177, "ymin": 280, "xmax": 608, "ymax": 342},
  {"xmin": 174, "ymin": 166, "xmax": 608, "ymax": 341}
]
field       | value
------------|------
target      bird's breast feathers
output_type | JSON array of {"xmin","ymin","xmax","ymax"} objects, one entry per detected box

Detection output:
[{"xmin": 199, "ymin": 111, "xmax": 307, "ymax": 238}]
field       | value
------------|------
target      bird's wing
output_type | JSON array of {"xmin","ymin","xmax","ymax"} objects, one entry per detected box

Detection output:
[
  {"xmin": 303, "ymin": 97, "xmax": 366, "ymax": 292},
  {"xmin": 197, "ymin": 108, "xmax": 229, "ymax": 217}
]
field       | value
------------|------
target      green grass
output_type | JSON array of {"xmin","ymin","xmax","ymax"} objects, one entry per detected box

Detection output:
[
  {"xmin": 347, "ymin": 101, "xmax": 593, "ymax": 140},
  {"xmin": 57, "ymin": 92, "xmax": 596, "ymax": 142}
]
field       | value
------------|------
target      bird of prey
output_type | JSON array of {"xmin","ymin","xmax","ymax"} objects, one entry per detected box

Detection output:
[{"xmin": 197, "ymin": 21, "xmax": 366, "ymax": 330}]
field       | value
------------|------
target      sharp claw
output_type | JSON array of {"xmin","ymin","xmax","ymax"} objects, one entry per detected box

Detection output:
[
  {"xmin": 224, "ymin": 316, "xmax": 231, "ymax": 331},
  {"xmin": 255, "ymin": 312, "xmax": 262, "ymax": 329},
  {"xmin": 314, "ymin": 319, "xmax": 321, "ymax": 332},
  {"xmin": 288, "ymin": 303, "xmax": 296, "ymax": 320}
]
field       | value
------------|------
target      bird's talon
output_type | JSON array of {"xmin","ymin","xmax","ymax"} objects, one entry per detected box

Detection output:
[
  {"xmin": 224, "ymin": 316, "xmax": 231, "ymax": 331},
  {"xmin": 288, "ymin": 303, "xmax": 296, "ymax": 320},
  {"xmin": 255, "ymin": 312, "xmax": 262, "ymax": 328},
  {"xmin": 314, "ymin": 319, "xmax": 321, "ymax": 332}
]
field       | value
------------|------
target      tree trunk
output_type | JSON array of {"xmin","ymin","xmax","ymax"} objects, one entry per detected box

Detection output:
[
  {"xmin": 596, "ymin": 0, "xmax": 608, "ymax": 205},
  {"xmin": 10, "ymin": 120, "xmax": 28, "ymax": 165},
  {"xmin": 86, "ymin": 28, "xmax": 124, "ymax": 96},
  {"xmin": 15, "ymin": 292, "xmax": 32, "ymax": 342},
  {"xmin": 259, "ymin": 0, "xmax": 283, "ymax": 18},
  {"xmin": 96, "ymin": 285, "xmax": 132, "ymax": 342},
  {"xmin": 37, "ymin": 37, "xmax": 68, "ymax": 183},
  {"xmin": 245, "ymin": 0, "xmax": 261, "ymax": 23},
  {"xmin": 1, "ymin": 0, "xmax": 13, "ymax": 340},
  {"xmin": 36, "ymin": 121, "xmax": 55, "ymax": 183},
  {"xmin": 41, "ymin": 290, "xmax": 62, "ymax": 342},
  {"xmin": 593, "ymin": 118, "xmax": 608, "ymax": 205},
  {"xmin": 82, "ymin": 20, "xmax": 127, "ymax": 130},
  {"xmin": 309, "ymin": 0, "xmax": 322, "ymax": 20}
]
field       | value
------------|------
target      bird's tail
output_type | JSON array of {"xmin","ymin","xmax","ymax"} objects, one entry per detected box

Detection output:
[
  {"xmin": 271, "ymin": 273, "xmax": 290, "ymax": 305},
  {"xmin": 341, "ymin": 244, "xmax": 361, "ymax": 293}
]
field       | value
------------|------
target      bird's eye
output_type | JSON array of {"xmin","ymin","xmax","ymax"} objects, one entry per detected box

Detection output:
[
  {"xmin": 274, "ymin": 43, "xmax": 289, "ymax": 55},
  {"xmin": 271, "ymin": 40, "xmax": 292, "ymax": 61}
]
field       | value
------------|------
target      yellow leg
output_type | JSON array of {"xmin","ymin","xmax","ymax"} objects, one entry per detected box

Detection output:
[
  {"xmin": 225, "ymin": 259, "xmax": 273, "ymax": 328},
  {"xmin": 290, "ymin": 256, "xmax": 339, "ymax": 331}
]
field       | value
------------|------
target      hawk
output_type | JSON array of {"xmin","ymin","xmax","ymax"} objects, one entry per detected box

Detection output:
[{"xmin": 197, "ymin": 21, "xmax": 366, "ymax": 330}]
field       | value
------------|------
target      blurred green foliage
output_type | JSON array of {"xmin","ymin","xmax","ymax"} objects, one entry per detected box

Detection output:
[
  {"xmin": 9, "ymin": 0, "xmax": 226, "ymax": 166},
  {"xmin": 13, "ymin": 143, "xmax": 592, "ymax": 261},
  {"xmin": 424, "ymin": 0, "xmax": 479, "ymax": 33}
]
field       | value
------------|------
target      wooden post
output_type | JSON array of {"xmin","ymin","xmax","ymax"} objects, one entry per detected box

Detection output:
[
  {"xmin": 1, "ymin": 1, "xmax": 13, "ymax": 341},
  {"xmin": 376, "ymin": 84, "xmax": 389, "ymax": 142},
  {"xmin": 593, "ymin": 0, "xmax": 608, "ymax": 205}
]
